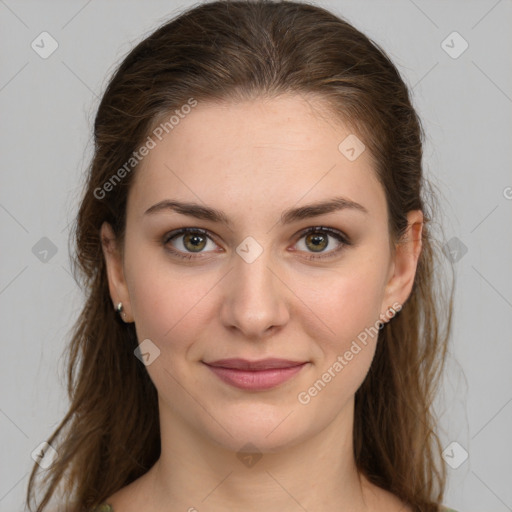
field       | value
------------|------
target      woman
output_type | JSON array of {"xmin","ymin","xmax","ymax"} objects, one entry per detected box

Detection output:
[{"xmin": 26, "ymin": 1, "xmax": 456, "ymax": 511}]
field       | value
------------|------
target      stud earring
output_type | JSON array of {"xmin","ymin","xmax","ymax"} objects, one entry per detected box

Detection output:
[{"xmin": 116, "ymin": 302, "xmax": 127, "ymax": 321}]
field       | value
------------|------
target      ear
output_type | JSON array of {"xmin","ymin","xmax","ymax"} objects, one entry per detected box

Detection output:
[
  {"xmin": 100, "ymin": 221, "xmax": 133, "ymax": 322},
  {"xmin": 380, "ymin": 210, "xmax": 423, "ymax": 320}
]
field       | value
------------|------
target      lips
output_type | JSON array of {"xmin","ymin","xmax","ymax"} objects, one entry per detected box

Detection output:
[
  {"xmin": 203, "ymin": 358, "xmax": 308, "ymax": 391},
  {"xmin": 204, "ymin": 358, "xmax": 306, "ymax": 370}
]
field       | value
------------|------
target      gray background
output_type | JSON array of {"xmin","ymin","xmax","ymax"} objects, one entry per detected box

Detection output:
[{"xmin": 1, "ymin": 0, "xmax": 511, "ymax": 511}]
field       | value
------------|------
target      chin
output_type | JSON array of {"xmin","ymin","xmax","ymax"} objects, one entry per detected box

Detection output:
[
  {"xmin": 209, "ymin": 427, "xmax": 305, "ymax": 456},
  {"xmin": 201, "ymin": 405, "xmax": 311, "ymax": 454}
]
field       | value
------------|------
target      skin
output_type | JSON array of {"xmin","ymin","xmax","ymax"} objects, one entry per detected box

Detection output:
[{"xmin": 101, "ymin": 93, "xmax": 422, "ymax": 512}]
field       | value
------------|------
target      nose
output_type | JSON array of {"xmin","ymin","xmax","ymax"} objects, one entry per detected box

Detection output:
[{"xmin": 219, "ymin": 243, "xmax": 290, "ymax": 340}]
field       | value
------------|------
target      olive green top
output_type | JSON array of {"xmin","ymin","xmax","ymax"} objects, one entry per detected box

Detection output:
[{"xmin": 91, "ymin": 504, "xmax": 459, "ymax": 511}]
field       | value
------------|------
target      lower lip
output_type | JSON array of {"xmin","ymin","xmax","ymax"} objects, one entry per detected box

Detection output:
[{"xmin": 205, "ymin": 363, "xmax": 307, "ymax": 391}]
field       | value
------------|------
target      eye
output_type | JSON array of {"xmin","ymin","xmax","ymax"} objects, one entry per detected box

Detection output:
[
  {"xmin": 162, "ymin": 226, "xmax": 351, "ymax": 261},
  {"xmin": 163, "ymin": 228, "xmax": 220, "ymax": 259},
  {"xmin": 293, "ymin": 226, "xmax": 351, "ymax": 260}
]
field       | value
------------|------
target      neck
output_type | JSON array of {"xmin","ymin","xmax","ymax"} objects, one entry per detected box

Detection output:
[{"xmin": 148, "ymin": 395, "xmax": 373, "ymax": 512}]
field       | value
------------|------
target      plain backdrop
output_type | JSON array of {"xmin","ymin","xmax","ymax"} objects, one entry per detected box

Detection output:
[{"xmin": 1, "ymin": 1, "xmax": 511, "ymax": 511}]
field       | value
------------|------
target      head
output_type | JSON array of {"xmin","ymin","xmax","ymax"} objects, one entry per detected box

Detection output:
[
  {"xmin": 101, "ymin": 90, "xmax": 423, "ymax": 454},
  {"xmin": 27, "ymin": 1, "xmax": 453, "ymax": 511}
]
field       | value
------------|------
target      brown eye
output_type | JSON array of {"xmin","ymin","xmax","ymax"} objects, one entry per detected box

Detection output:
[
  {"xmin": 294, "ymin": 226, "xmax": 351, "ymax": 260},
  {"xmin": 304, "ymin": 232, "xmax": 329, "ymax": 252},
  {"xmin": 163, "ymin": 228, "xmax": 219, "ymax": 259},
  {"xmin": 182, "ymin": 232, "xmax": 207, "ymax": 252}
]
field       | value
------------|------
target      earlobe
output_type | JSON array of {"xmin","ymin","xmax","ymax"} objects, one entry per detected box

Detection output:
[{"xmin": 100, "ymin": 222, "xmax": 132, "ymax": 322}]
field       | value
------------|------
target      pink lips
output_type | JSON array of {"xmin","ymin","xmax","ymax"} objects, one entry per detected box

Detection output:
[{"xmin": 204, "ymin": 358, "xmax": 308, "ymax": 390}]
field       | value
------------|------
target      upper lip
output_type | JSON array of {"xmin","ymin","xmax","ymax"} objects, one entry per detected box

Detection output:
[{"xmin": 204, "ymin": 358, "xmax": 307, "ymax": 370}]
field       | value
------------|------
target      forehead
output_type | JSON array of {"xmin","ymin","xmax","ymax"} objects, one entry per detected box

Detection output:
[{"xmin": 128, "ymin": 94, "xmax": 386, "ymax": 221}]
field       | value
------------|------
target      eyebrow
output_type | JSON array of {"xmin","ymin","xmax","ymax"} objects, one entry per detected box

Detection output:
[{"xmin": 144, "ymin": 196, "xmax": 368, "ymax": 225}]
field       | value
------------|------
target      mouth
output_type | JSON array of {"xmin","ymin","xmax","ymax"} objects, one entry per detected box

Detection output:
[{"xmin": 203, "ymin": 358, "xmax": 309, "ymax": 391}]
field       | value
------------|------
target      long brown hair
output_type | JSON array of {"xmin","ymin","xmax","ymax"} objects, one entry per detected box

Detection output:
[{"xmin": 26, "ymin": 1, "xmax": 454, "ymax": 510}]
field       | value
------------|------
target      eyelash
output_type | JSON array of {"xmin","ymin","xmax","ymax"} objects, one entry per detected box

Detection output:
[{"xmin": 162, "ymin": 226, "xmax": 351, "ymax": 261}]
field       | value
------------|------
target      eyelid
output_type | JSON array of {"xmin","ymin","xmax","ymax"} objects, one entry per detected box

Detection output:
[{"xmin": 163, "ymin": 227, "xmax": 211, "ymax": 244}]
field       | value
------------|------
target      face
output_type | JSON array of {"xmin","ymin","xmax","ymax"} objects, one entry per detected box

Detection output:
[{"xmin": 102, "ymin": 93, "xmax": 422, "ymax": 453}]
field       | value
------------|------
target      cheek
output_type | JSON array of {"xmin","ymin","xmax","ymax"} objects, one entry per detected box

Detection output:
[
  {"xmin": 293, "ymin": 270, "xmax": 385, "ymax": 415},
  {"xmin": 130, "ymin": 275, "xmax": 214, "ymax": 349},
  {"xmin": 124, "ymin": 241, "xmax": 210, "ymax": 347},
  {"xmin": 297, "ymin": 263, "xmax": 386, "ymax": 351}
]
